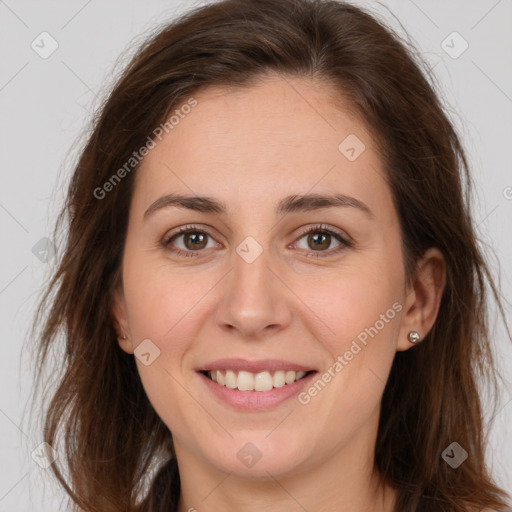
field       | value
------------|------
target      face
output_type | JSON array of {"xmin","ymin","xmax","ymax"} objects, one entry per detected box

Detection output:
[{"xmin": 112, "ymin": 74, "xmax": 436, "ymax": 480}]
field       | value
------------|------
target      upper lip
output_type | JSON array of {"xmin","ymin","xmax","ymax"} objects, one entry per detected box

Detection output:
[{"xmin": 196, "ymin": 358, "xmax": 317, "ymax": 373}]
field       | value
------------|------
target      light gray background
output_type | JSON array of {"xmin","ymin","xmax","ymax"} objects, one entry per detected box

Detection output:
[{"xmin": 0, "ymin": 1, "xmax": 511, "ymax": 510}]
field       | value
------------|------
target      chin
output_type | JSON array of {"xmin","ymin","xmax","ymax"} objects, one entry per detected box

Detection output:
[{"xmin": 202, "ymin": 430, "xmax": 312, "ymax": 478}]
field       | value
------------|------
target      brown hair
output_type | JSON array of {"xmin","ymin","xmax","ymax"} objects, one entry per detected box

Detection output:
[{"xmin": 30, "ymin": 0, "xmax": 511, "ymax": 511}]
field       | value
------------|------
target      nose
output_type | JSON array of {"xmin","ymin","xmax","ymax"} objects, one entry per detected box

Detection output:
[{"xmin": 213, "ymin": 244, "xmax": 293, "ymax": 340}]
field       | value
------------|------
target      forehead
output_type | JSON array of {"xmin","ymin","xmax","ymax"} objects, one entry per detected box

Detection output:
[{"xmin": 133, "ymin": 75, "xmax": 390, "ymax": 218}]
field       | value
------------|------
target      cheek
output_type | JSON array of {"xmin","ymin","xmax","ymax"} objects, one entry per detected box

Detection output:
[
  {"xmin": 121, "ymin": 260, "xmax": 211, "ymax": 431},
  {"xmin": 122, "ymin": 254, "xmax": 206, "ymax": 345},
  {"xmin": 293, "ymin": 258, "xmax": 403, "ymax": 417},
  {"xmin": 296, "ymin": 261, "xmax": 402, "ymax": 350}
]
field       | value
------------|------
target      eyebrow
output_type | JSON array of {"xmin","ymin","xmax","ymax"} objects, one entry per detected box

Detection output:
[{"xmin": 143, "ymin": 192, "xmax": 374, "ymax": 220}]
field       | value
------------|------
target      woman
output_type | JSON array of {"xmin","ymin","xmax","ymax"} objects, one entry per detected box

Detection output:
[{"xmin": 31, "ymin": 0, "xmax": 511, "ymax": 511}]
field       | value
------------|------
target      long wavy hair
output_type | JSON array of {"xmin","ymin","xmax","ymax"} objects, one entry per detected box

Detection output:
[{"xmin": 29, "ymin": 0, "xmax": 511, "ymax": 511}]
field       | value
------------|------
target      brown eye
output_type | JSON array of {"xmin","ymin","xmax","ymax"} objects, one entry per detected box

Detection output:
[
  {"xmin": 181, "ymin": 232, "xmax": 208, "ymax": 250},
  {"xmin": 293, "ymin": 224, "xmax": 351, "ymax": 257},
  {"xmin": 163, "ymin": 226, "xmax": 218, "ymax": 257},
  {"xmin": 306, "ymin": 232, "xmax": 332, "ymax": 251}
]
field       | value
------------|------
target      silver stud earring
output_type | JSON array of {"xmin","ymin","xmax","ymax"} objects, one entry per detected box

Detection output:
[
  {"xmin": 408, "ymin": 331, "xmax": 420, "ymax": 344},
  {"xmin": 121, "ymin": 332, "xmax": 127, "ymax": 340}
]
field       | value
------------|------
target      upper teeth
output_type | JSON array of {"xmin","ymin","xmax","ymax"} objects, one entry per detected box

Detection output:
[{"xmin": 209, "ymin": 370, "xmax": 307, "ymax": 391}]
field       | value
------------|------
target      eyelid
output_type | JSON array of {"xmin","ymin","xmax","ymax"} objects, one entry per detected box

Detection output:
[{"xmin": 164, "ymin": 223, "xmax": 216, "ymax": 238}]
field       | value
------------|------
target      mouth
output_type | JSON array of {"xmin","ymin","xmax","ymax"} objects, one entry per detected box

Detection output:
[
  {"xmin": 196, "ymin": 358, "xmax": 318, "ymax": 410},
  {"xmin": 200, "ymin": 369, "xmax": 315, "ymax": 392},
  {"xmin": 197, "ymin": 359, "xmax": 318, "ymax": 410}
]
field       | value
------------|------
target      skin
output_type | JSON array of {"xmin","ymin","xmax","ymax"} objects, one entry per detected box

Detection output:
[{"xmin": 112, "ymin": 74, "xmax": 446, "ymax": 512}]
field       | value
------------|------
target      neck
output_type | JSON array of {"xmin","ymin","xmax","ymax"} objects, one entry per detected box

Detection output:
[{"xmin": 174, "ymin": 433, "xmax": 396, "ymax": 512}]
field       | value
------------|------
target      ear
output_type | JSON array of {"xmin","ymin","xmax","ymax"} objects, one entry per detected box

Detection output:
[
  {"xmin": 111, "ymin": 284, "xmax": 134, "ymax": 354},
  {"xmin": 396, "ymin": 247, "xmax": 446, "ymax": 351}
]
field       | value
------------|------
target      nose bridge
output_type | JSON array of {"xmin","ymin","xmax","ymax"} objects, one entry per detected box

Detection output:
[
  {"xmin": 214, "ymin": 235, "xmax": 291, "ymax": 338},
  {"xmin": 233, "ymin": 238, "xmax": 272, "ymax": 300}
]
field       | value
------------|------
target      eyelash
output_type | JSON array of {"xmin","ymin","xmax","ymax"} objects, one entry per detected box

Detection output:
[{"xmin": 162, "ymin": 224, "xmax": 352, "ymax": 259}]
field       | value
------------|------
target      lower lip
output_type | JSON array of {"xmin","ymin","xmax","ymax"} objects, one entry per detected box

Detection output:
[{"xmin": 198, "ymin": 371, "xmax": 317, "ymax": 411}]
